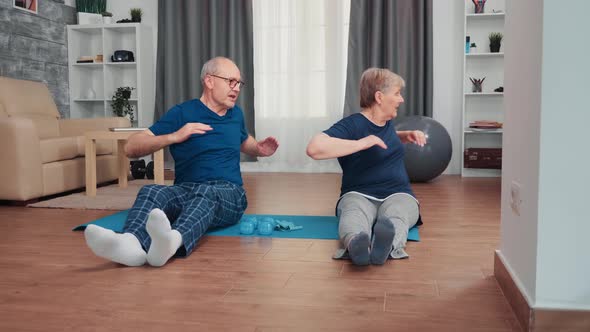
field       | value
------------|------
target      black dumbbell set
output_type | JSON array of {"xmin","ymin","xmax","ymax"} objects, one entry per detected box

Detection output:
[{"xmin": 130, "ymin": 160, "xmax": 154, "ymax": 179}]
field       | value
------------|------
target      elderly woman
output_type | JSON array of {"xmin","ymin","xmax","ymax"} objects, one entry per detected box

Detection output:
[{"xmin": 306, "ymin": 68, "xmax": 426, "ymax": 266}]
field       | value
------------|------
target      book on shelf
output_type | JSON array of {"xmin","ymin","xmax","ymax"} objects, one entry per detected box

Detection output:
[
  {"xmin": 76, "ymin": 56, "xmax": 95, "ymax": 63},
  {"xmin": 469, "ymin": 120, "xmax": 503, "ymax": 129}
]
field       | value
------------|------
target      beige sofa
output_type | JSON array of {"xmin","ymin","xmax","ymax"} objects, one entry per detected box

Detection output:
[{"xmin": 0, "ymin": 76, "xmax": 131, "ymax": 201}]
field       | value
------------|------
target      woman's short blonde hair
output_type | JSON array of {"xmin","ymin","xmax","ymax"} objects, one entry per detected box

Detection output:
[{"xmin": 359, "ymin": 68, "xmax": 405, "ymax": 108}]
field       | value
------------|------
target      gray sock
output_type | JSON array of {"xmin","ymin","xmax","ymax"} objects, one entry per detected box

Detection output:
[
  {"xmin": 390, "ymin": 247, "xmax": 409, "ymax": 259},
  {"xmin": 391, "ymin": 217, "xmax": 410, "ymax": 252},
  {"xmin": 347, "ymin": 232, "xmax": 370, "ymax": 266},
  {"xmin": 370, "ymin": 218, "xmax": 395, "ymax": 265}
]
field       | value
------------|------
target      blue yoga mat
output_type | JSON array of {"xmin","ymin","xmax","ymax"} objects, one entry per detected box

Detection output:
[{"xmin": 73, "ymin": 210, "xmax": 420, "ymax": 241}]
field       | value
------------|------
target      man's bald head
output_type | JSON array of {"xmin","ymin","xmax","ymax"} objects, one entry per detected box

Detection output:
[
  {"xmin": 200, "ymin": 57, "xmax": 239, "ymax": 84},
  {"xmin": 199, "ymin": 57, "xmax": 243, "ymax": 111}
]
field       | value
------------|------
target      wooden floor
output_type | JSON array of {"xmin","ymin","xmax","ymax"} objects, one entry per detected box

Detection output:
[{"xmin": 0, "ymin": 173, "xmax": 521, "ymax": 332}]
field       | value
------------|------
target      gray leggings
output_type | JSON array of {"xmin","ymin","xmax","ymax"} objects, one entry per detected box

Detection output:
[{"xmin": 336, "ymin": 193, "xmax": 419, "ymax": 250}]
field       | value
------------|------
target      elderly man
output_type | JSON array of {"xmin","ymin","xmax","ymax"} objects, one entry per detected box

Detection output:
[{"xmin": 85, "ymin": 57, "xmax": 279, "ymax": 267}]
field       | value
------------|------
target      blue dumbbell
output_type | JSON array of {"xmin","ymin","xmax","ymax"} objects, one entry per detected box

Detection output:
[
  {"xmin": 258, "ymin": 217, "xmax": 275, "ymax": 235},
  {"xmin": 246, "ymin": 216, "xmax": 258, "ymax": 228},
  {"xmin": 239, "ymin": 219, "xmax": 256, "ymax": 235}
]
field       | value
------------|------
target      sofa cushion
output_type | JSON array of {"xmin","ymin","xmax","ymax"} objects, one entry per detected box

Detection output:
[
  {"xmin": 74, "ymin": 136, "xmax": 114, "ymax": 157},
  {"xmin": 0, "ymin": 77, "xmax": 61, "ymax": 139},
  {"xmin": 40, "ymin": 136, "xmax": 114, "ymax": 164},
  {"xmin": 0, "ymin": 77, "xmax": 60, "ymax": 118},
  {"xmin": 40, "ymin": 137, "xmax": 78, "ymax": 163},
  {"xmin": 41, "ymin": 155, "xmax": 119, "ymax": 197},
  {"xmin": 12, "ymin": 113, "xmax": 60, "ymax": 139}
]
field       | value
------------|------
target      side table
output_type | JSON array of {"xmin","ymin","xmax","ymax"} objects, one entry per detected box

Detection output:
[{"xmin": 85, "ymin": 130, "xmax": 164, "ymax": 197}]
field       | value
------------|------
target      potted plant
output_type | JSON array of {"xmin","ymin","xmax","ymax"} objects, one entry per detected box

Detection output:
[
  {"xmin": 111, "ymin": 87, "xmax": 135, "ymax": 121},
  {"xmin": 101, "ymin": 11, "xmax": 113, "ymax": 24},
  {"xmin": 470, "ymin": 42, "xmax": 478, "ymax": 53},
  {"xmin": 76, "ymin": 0, "xmax": 106, "ymax": 24},
  {"xmin": 130, "ymin": 8, "xmax": 142, "ymax": 22},
  {"xmin": 489, "ymin": 32, "xmax": 503, "ymax": 53},
  {"xmin": 470, "ymin": 77, "xmax": 486, "ymax": 92}
]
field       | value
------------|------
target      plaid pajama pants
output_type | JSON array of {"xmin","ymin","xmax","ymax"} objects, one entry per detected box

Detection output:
[{"xmin": 123, "ymin": 180, "xmax": 247, "ymax": 257}]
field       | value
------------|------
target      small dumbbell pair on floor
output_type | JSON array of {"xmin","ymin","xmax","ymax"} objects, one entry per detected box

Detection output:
[
  {"xmin": 239, "ymin": 216, "xmax": 276, "ymax": 235},
  {"xmin": 239, "ymin": 216, "xmax": 303, "ymax": 236},
  {"xmin": 130, "ymin": 159, "xmax": 155, "ymax": 180}
]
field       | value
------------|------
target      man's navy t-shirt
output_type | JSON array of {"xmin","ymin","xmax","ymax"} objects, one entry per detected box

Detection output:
[
  {"xmin": 323, "ymin": 113, "xmax": 414, "ymax": 199},
  {"xmin": 149, "ymin": 99, "xmax": 248, "ymax": 186}
]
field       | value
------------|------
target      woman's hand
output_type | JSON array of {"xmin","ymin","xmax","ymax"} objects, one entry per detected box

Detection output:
[
  {"xmin": 400, "ymin": 130, "xmax": 427, "ymax": 147},
  {"xmin": 359, "ymin": 135, "xmax": 388, "ymax": 150}
]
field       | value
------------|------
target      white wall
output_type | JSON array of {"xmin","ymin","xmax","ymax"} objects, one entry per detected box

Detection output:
[
  {"xmin": 498, "ymin": 0, "xmax": 543, "ymax": 306},
  {"xmin": 500, "ymin": 0, "xmax": 590, "ymax": 310},
  {"xmin": 535, "ymin": 0, "xmax": 590, "ymax": 309},
  {"xmin": 432, "ymin": 1, "xmax": 464, "ymax": 175}
]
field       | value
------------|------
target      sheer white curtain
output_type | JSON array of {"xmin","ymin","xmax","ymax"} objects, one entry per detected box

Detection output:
[{"xmin": 243, "ymin": 0, "xmax": 351, "ymax": 172}]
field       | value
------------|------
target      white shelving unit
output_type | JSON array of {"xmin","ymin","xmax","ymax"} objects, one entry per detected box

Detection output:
[
  {"xmin": 461, "ymin": 0, "xmax": 505, "ymax": 177},
  {"xmin": 67, "ymin": 23, "xmax": 154, "ymax": 128}
]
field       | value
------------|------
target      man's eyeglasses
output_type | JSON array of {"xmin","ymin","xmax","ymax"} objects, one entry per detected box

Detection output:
[{"xmin": 209, "ymin": 74, "xmax": 246, "ymax": 89}]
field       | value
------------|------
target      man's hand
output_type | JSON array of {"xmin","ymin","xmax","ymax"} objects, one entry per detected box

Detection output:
[
  {"xmin": 170, "ymin": 122, "xmax": 212, "ymax": 144},
  {"xmin": 256, "ymin": 137, "xmax": 279, "ymax": 156},
  {"xmin": 359, "ymin": 135, "xmax": 388, "ymax": 150},
  {"xmin": 405, "ymin": 130, "xmax": 427, "ymax": 147}
]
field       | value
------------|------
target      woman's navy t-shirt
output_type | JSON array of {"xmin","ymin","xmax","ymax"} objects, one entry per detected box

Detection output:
[{"xmin": 323, "ymin": 113, "xmax": 414, "ymax": 199}]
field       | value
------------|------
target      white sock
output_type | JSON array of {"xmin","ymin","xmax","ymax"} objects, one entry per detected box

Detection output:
[
  {"xmin": 146, "ymin": 208, "xmax": 183, "ymax": 267},
  {"xmin": 84, "ymin": 224, "xmax": 147, "ymax": 266}
]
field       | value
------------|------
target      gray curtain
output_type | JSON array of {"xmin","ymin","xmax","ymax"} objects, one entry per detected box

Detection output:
[
  {"xmin": 343, "ymin": 0, "xmax": 433, "ymax": 118},
  {"xmin": 155, "ymin": 0, "xmax": 256, "ymax": 161}
]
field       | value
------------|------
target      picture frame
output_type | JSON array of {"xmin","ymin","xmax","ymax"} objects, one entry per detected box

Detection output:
[{"xmin": 13, "ymin": 0, "xmax": 38, "ymax": 14}]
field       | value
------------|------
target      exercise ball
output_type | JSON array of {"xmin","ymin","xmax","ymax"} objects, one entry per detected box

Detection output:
[{"xmin": 394, "ymin": 116, "xmax": 452, "ymax": 182}]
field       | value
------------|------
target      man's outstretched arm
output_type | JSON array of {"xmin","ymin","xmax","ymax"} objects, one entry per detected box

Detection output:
[{"xmin": 125, "ymin": 122, "xmax": 213, "ymax": 158}]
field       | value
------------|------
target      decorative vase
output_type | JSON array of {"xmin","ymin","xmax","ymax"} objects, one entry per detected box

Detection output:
[
  {"xmin": 103, "ymin": 16, "xmax": 112, "ymax": 24},
  {"xmin": 85, "ymin": 87, "xmax": 96, "ymax": 99}
]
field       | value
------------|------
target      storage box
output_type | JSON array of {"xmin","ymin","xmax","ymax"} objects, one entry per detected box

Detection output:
[{"xmin": 464, "ymin": 148, "xmax": 502, "ymax": 169}]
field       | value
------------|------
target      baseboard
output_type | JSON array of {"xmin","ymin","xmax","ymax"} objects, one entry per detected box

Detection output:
[
  {"xmin": 494, "ymin": 251, "xmax": 532, "ymax": 331},
  {"xmin": 494, "ymin": 251, "xmax": 590, "ymax": 332}
]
